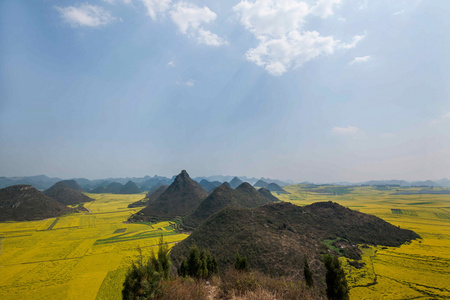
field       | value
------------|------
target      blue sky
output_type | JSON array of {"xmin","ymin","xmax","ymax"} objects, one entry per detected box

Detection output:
[{"xmin": 1, "ymin": 0, "xmax": 449, "ymax": 182}]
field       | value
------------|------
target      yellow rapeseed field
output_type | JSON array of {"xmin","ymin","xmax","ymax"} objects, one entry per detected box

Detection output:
[
  {"xmin": 279, "ymin": 185, "xmax": 450, "ymax": 299},
  {"xmin": 1, "ymin": 186, "xmax": 448, "ymax": 299},
  {"xmin": 0, "ymin": 193, "xmax": 188, "ymax": 300}
]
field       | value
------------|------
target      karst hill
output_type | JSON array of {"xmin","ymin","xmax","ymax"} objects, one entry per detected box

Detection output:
[
  {"xmin": 128, "ymin": 185, "xmax": 168, "ymax": 208},
  {"xmin": 229, "ymin": 176, "xmax": 244, "ymax": 189},
  {"xmin": 44, "ymin": 180, "xmax": 94, "ymax": 205},
  {"xmin": 129, "ymin": 170, "xmax": 208, "ymax": 222},
  {"xmin": 266, "ymin": 182, "xmax": 290, "ymax": 194},
  {"xmin": 171, "ymin": 201, "xmax": 419, "ymax": 289},
  {"xmin": 198, "ymin": 179, "xmax": 222, "ymax": 193},
  {"xmin": 0, "ymin": 185, "xmax": 72, "ymax": 221},
  {"xmin": 182, "ymin": 182, "xmax": 279, "ymax": 229}
]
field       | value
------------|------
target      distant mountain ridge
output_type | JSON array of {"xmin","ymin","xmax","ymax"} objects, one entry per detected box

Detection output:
[
  {"xmin": 329, "ymin": 179, "xmax": 450, "ymax": 187},
  {"xmin": 1, "ymin": 174, "xmax": 449, "ymax": 191}
]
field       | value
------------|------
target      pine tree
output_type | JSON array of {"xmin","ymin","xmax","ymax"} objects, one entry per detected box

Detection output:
[
  {"xmin": 206, "ymin": 251, "xmax": 219, "ymax": 275},
  {"xmin": 187, "ymin": 245, "xmax": 202, "ymax": 278},
  {"xmin": 199, "ymin": 249, "xmax": 209, "ymax": 279},
  {"xmin": 179, "ymin": 246, "xmax": 219, "ymax": 279},
  {"xmin": 324, "ymin": 255, "xmax": 349, "ymax": 300},
  {"xmin": 178, "ymin": 259, "xmax": 188, "ymax": 277}
]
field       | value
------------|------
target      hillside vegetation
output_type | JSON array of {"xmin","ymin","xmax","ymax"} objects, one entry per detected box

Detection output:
[
  {"xmin": 0, "ymin": 185, "xmax": 72, "ymax": 221},
  {"xmin": 129, "ymin": 171, "xmax": 208, "ymax": 222},
  {"xmin": 171, "ymin": 201, "xmax": 418, "ymax": 293},
  {"xmin": 44, "ymin": 180, "xmax": 94, "ymax": 205},
  {"xmin": 182, "ymin": 183, "xmax": 279, "ymax": 229}
]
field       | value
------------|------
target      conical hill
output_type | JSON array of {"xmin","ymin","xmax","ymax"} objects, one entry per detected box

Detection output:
[
  {"xmin": 229, "ymin": 177, "xmax": 244, "ymax": 189},
  {"xmin": 128, "ymin": 185, "xmax": 168, "ymax": 208},
  {"xmin": 0, "ymin": 185, "xmax": 72, "ymax": 221},
  {"xmin": 44, "ymin": 180, "xmax": 94, "ymax": 205},
  {"xmin": 266, "ymin": 182, "xmax": 289, "ymax": 194},
  {"xmin": 257, "ymin": 187, "xmax": 279, "ymax": 202},
  {"xmin": 182, "ymin": 182, "xmax": 278, "ymax": 229},
  {"xmin": 129, "ymin": 170, "xmax": 208, "ymax": 222}
]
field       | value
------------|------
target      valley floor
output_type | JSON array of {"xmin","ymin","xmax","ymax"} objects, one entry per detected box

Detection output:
[
  {"xmin": 0, "ymin": 193, "xmax": 187, "ymax": 300},
  {"xmin": 0, "ymin": 187, "xmax": 449, "ymax": 299}
]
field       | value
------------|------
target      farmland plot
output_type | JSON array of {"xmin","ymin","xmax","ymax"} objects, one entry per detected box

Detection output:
[
  {"xmin": 279, "ymin": 185, "xmax": 450, "ymax": 299},
  {"xmin": 0, "ymin": 193, "xmax": 187, "ymax": 300}
]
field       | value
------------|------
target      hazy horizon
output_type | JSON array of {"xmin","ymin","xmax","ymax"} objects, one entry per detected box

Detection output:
[{"xmin": 1, "ymin": 0, "xmax": 449, "ymax": 183}]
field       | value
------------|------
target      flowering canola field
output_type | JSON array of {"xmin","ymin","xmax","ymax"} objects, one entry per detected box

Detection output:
[
  {"xmin": 0, "ymin": 193, "xmax": 188, "ymax": 300},
  {"xmin": 279, "ymin": 185, "xmax": 450, "ymax": 299}
]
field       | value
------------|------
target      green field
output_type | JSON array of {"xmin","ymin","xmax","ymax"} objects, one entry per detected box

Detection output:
[
  {"xmin": 278, "ymin": 185, "xmax": 450, "ymax": 299},
  {"xmin": 0, "ymin": 187, "xmax": 449, "ymax": 299},
  {"xmin": 0, "ymin": 193, "xmax": 188, "ymax": 300}
]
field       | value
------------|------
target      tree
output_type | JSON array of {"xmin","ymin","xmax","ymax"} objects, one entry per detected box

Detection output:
[
  {"xmin": 122, "ymin": 236, "xmax": 170, "ymax": 300},
  {"xmin": 304, "ymin": 257, "xmax": 313, "ymax": 287},
  {"xmin": 234, "ymin": 253, "xmax": 249, "ymax": 272},
  {"xmin": 206, "ymin": 251, "xmax": 219, "ymax": 275},
  {"xmin": 187, "ymin": 245, "xmax": 202, "ymax": 278},
  {"xmin": 178, "ymin": 259, "xmax": 188, "ymax": 277},
  {"xmin": 157, "ymin": 235, "xmax": 171, "ymax": 279},
  {"xmin": 178, "ymin": 246, "xmax": 219, "ymax": 279},
  {"xmin": 324, "ymin": 255, "xmax": 349, "ymax": 300}
]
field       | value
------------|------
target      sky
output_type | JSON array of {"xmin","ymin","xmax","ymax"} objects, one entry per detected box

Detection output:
[{"xmin": 1, "ymin": 0, "xmax": 450, "ymax": 183}]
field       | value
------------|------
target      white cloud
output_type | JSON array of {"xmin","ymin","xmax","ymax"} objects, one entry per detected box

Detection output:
[
  {"xmin": 141, "ymin": 0, "xmax": 171, "ymax": 20},
  {"xmin": 340, "ymin": 34, "xmax": 365, "ymax": 49},
  {"xmin": 332, "ymin": 126, "xmax": 359, "ymax": 135},
  {"xmin": 167, "ymin": 61, "xmax": 175, "ymax": 67},
  {"xmin": 245, "ymin": 30, "xmax": 337, "ymax": 76},
  {"xmin": 185, "ymin": 79, "xmax": 194, "ymax": 87},
  {"xmin": 197, "ymin": 29, "xmax": 228, "ymax": 46},
  {"xmin": 234, "ymin": 0, "xmax": 364, "ymax": 76},
  {"xmin": 170, "ymin": 2, "xmax": 216, "ymax": 34},
  {"xmin": 169, "ymin": 2, "xmax": 226, "ymax": 46},
  {"xmin": 233, "ymin": 0, "xmax": 310, "ymax": 38},
  {"xmin": 55, "ymin": 4, "xmax": 115, "ymax": 27},
  {"xmin": 350, "ymin": 55, "xmax": 371, "ymax": 64},
  {"xmin": 310, "ymin": 0, "xmax": 342, "ymax": 18}
]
